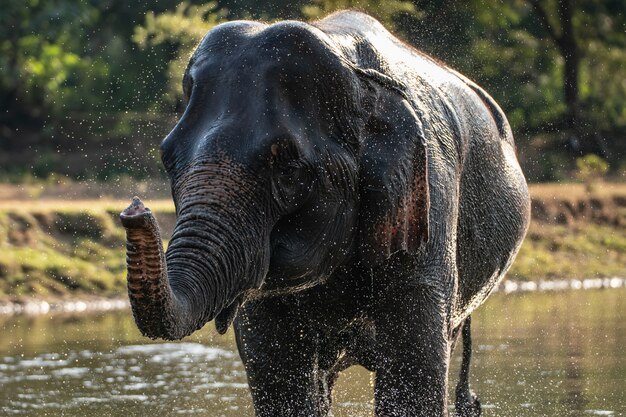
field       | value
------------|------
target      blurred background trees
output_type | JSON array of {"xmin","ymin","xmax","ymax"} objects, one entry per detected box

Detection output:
[
  {"xmin": 1, "ymin": 0, "xmax": 181, "ymax": 122},
  {"xmin": 1, "ymin": 0, "xmax": 625, "ymax": 182},
  {"xmin": 132, "ymin": 2, "xmax": 227, "ymax": 108}
]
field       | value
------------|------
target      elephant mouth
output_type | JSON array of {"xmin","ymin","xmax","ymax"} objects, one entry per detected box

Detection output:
[
  {"xmin": 263, "ymin": 243, "xmax": 324, "ymax": 292},
  {"xmin": 258, "ymin": 272, "xmax": 326, "ymax": 296},
  {"xmin": 261, "ymin": 240, "xmax": 328, "ymax": 294}
]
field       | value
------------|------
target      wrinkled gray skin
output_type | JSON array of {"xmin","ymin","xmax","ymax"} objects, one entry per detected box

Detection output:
[{"xmin": 120, "ymin": 11, "xmax": 530, "ymax": 417}]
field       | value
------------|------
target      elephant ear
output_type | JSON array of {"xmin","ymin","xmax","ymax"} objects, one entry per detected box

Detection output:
[{"xmin": 355, "ymin": 68, "xmax": 430, "ymax": 267}]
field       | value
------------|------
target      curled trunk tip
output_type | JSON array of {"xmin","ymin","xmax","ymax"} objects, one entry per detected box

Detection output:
[{"xmin": 121, "ymin": 199, "xmax": 195, "ymax": 340}]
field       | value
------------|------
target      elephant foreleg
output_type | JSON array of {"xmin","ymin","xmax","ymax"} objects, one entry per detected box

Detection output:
[
  {"xmin": 374, "ymin": 285, "xmax": 451, "ymax": 417},
  {"xmin": 234, "ymin": 301, "xmax": 327, "ymax": 417},
  {"xmin": 454, "ymin": 316, "xmax": 481, "ymax": 417}
]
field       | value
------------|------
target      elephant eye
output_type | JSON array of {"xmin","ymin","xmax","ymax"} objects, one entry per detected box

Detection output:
[
  {"xmin": 278, "ymin": 164, "xmax": 310, "ymax": 189},
  {"xmin": 280, "ymin": 164, "xmax": 304, "ymax": 183},
  {"xmin": 273, "ymin": 163, "xmax": 313, "ymax": 207},
  {"xmin": 182, "ymin": 74, "xmax": 194, "ymax": 105}
]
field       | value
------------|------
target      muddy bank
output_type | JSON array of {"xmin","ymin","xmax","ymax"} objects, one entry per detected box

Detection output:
[
  {"xmin": 0, "ymin": 206, "xmax": 175, "ymax": 300},
  {"xmin": 0, "ymin": 183, "xmax": 625, "ymax": 300},
  {"xmin": 529, "ymin": 183, "xmax": 626, "ymax": 225}
]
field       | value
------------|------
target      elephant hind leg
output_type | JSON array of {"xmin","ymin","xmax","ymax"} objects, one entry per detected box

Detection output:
[
  {"xmin": 455, "ymin": 316, "xmax": 481, "ymax": 417},
  {"xmin": 317, "ymin": 369, "xmax": 337, "ymax": 416},
  {"xmin": 317, "ymin": 354, "xmax": 355, "ymax": 416}
]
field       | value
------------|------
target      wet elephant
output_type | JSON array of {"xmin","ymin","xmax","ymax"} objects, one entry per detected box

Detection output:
[{"xmin": 120, "ymin": 10, "xmax": 530, "ymax": 417}]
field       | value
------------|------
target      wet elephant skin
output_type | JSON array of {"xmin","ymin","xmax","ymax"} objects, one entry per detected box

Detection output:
[{"xmin": 120, "ymin": 10, "xmax": 530, "ymax": 417}]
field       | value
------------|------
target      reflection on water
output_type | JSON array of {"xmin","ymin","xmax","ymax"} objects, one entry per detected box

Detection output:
[
  {"xmin": 0, "ymin": 289, "xmax": 624, "ymax": 416},
  {"xmin": 0, "ymin": 314, "xmax": 252, "ymax": 417},
  {"xmin": 462, "ymin": 288, "xmax": 626, "ymax": 417}
]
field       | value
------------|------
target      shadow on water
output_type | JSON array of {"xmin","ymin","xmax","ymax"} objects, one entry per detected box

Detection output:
[{"xmin": 0, "ymin": 289, "xmax": 624, "ymax": 416}]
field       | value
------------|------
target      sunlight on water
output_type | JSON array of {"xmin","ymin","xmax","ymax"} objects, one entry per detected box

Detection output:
[
  {"xmin": 0, "ymin": 289, "xmax": 624, "ymax": 416},
  {"xmin": 0, "ymin": 341, "xmax": 248, "ymax": 416}
]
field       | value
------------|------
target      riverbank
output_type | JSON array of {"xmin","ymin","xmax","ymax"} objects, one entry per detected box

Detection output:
[
  {"xmin": 0, "ymin": 182, "xmax": 625, "ymax": 305},
  {"xmin": 1, "ymin": 277, "xmax": 624, "ymax": 316},
  {"xmin": 0, "ymin": 296, "xmax": 128, "ymax": 315}
]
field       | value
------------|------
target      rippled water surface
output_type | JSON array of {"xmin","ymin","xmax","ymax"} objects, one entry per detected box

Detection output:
[{"xmin": 1, "ymin": 289, "xmax": 624, "ymax": 416}]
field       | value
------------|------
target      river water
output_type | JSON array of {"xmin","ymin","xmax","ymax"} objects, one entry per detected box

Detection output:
[{"xmin": 1, "ymin": 289, "xmax": 624, "ymax": 417}]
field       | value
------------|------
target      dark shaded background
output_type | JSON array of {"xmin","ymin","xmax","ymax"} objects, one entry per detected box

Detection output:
[{"xmin": 2, "ymin": 0, "xmax": 625, "ymax": 182}]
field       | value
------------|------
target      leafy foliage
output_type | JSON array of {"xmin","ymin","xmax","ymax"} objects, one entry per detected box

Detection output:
[
  {"xmin": 133, "ymin": 2, "xmax": 228, "ymax": 107},
  {"xmin": 1, "ymin": 1, "xmax": 104, "ymax": 118},
  {"xmin": 575, "ymin": 154, "xmax": 609, "ymax": 191},
  {"xmin": 0, "ymin": 0, "xmax": 181, "ymax": 122},
  {"xmin": 478, "ymin": 0, "xmax": 626, "ymax": 133},
  {"xmin": 1, "ymin": 0, "xmax": 625, "ymax": 181}
]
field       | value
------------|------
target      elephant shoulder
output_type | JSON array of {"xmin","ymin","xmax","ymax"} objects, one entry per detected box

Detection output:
[
  {"xmin": 314, "ymin": 10, "xmax": 387, "ymax": 32},
  {"xmin": 314, "ymin": 11, "xmax": 514, "ymax": 149},
  {"xmin": 444, "ymin": 69, "xmax": 514, "ymax": 146},
  {"xmin": 313, "ymin": 10, "xmax": 395, "ymax": 53}
]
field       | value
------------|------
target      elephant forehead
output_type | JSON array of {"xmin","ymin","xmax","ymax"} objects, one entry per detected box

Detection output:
[
  {"xmin": 184, "ymin": 58, "xmax": 351, "ymax": 147},
  {"xmin": 193, "ymin": 21, "xmax": 266, "ymax": 61},
  {"xmin": 252, "ymin": 21, "xmax": 338, "ymax": 59},
  {"xmin": 171, "ymin": 21, "xmax": 358, "ymax": 167},
  {"xmin": 192, "ymin": 20, "xmax": 346, "ymax": 84}
]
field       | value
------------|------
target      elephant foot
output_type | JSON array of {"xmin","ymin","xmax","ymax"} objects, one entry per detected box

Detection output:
[{"xmin": 455, "ymin": 390, "xmax": 481, "ymax": 417}]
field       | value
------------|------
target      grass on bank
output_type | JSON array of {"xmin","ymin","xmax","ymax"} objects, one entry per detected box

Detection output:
[
  {"xmin": 0, "ymin": 184, "xmax": 625, "ymax": 300},
  {"xmin": 0, "ymin": 205, "xmax": 175, "ymax": 299},
  {"xmin": 509, "ymin": 222, "xmax": 626, "ymax": 280}
]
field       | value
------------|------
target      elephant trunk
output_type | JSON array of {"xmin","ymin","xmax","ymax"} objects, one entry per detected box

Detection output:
[
  {"xmin": 121, "ymin": 198, "xmax": 190, "ymax": 339},
  {"xmin": 120, "ymin": 163, "xmax": 271, "ymax": 340}
]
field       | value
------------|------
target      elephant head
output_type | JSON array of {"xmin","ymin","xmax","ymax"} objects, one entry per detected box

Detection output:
[{"xmin": 120, "ymin": 21, "xmax": 429, "ymax": 340}]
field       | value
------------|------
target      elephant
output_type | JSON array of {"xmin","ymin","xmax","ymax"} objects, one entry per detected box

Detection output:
[{"xmin": 120, "ymin": 10, "xmax": 530, "ymax": 417}]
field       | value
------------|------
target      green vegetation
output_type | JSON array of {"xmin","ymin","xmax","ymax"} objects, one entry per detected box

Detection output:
[
  {"xmin": 1, "ymin": 0, "xmax": 181, "ymax": 118},
  {"xmin": 0, "ymin": 186, "xmax": 625, "ymax": 301},
  {"xmin": 509, "ymin": 222, "xmax": 626, "ymax": 281},
  {"xmin": 133, "ymin": 2, "xmax": 228, "ymax": 106},
  {"xmin": 1, "ymin": 0, "xmax": 625, "ymax": 183},
  {"xmin": 575, "ymin": 154, "xmax": 609, "ymax": 192},
  {"xmin": 0, "ymin": 210, "xmax": 122, "ymax": 297},
  {"xmin": 0, "ymin": 204, "xmax": 175, "ymax": 299}
]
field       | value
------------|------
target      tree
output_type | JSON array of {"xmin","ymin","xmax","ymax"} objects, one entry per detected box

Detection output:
[
  {"xmin": 133, "ymin": 2, "xmax": 228, "ymax": 109},
  {"xmin": 503, "ymin": 0, "xmax": 626, "ymax": 134},
  {"xmin": 409, "ymin": 0, "xmax": 626, "ymax": 137},
  {"xmin": 528, "ymin": 0, "xmax": 581, "ymax": 131},
  {"xmin": 0, "ymin": 1, "xmax": 103, "ymax": 124},
  {"xmin": 0, "ymin": 0, "xmax": 185, "ymax": 128}
]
